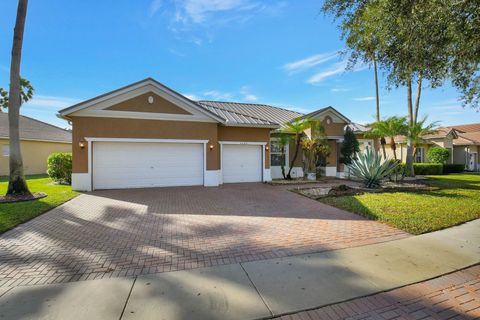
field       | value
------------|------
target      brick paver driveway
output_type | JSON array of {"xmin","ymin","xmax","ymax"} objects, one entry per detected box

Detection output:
[{"xmin": 0, "ymin": 183, "xmax": 407, "ymax": 288}]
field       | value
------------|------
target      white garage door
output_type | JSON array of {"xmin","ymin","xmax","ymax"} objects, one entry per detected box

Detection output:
[
  {"xmin": 93, "ymin": 142, "xmax": 204, "ymax": 189},
  {"xmin": 222, "ymin": 144, "xmax": 262, "ymax": 183}
]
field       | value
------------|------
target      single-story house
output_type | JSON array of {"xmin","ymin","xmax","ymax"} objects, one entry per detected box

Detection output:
[
  {"xmin": 0, "ymin": 112, "xmax": 72, "ymax": 176},
  {"xmin": 351, "ymin": 126, "xmax": 458, "ymax": 164},
  {"xmin": 58, "ymin": 78, "xmax": 352, "ymax": 191},
  {"xmin": 448, "ymin": 123, "xmax": 480, "ymax": 171}
]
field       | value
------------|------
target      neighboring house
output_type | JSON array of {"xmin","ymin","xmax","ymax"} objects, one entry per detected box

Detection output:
[
  {"xmin": 448, "ymin": 123, "xmax": 480, "ymax": 172},
  {"xmin": 58, "ymin": 78, "xmax": 352, "ymax": 191},
  {"xmin": 351, "ymin": 125, "xmax": 458, "ymax": 164},
  {"xmin": 0, "ymin": 112, "xmax": 72, "ymax": 176}
]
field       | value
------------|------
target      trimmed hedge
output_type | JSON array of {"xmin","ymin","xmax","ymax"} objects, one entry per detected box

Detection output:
[
  {"xmin": 47, "ymin": 152, "xmax": 72, "ymax": 184},
  {"xmin": 413, "ymin": 163, "xmax": 444, "ymax": 175},
  {"xmin": 443, "ymin": 163, "xmax": 465, "ymax": 174}
]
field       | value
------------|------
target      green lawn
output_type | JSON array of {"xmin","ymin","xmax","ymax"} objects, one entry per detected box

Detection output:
[
  {"xmin": 320, "ymin": 173, "xmax": 480, "ymax": 235},
  {"xmin": 0, "ymin": 175, "xmax": 79, "ymax": 233}
]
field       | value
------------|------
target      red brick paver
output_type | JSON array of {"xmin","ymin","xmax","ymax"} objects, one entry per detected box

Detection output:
[
  {"xmin": 0, "ymin": 183, "xmax": 406, "ymax": 288},
  {"xmin": 277, "ymin": 265, "xmax": 480, "ymax": 320}
]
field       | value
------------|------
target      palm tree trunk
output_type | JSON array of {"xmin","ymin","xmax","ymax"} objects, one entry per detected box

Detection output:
[
  {"xmin": 413, "ymin": 73, "xmax": 422, "ymax": 124},
  {"xmin": 390, "ymin": 138, "xmax": 397, "ymax": 160},
  {"xmin": 7, "ymin": 0, "xmax": 30, "ymax": 196},
  {"xmin": 280, "ymin": 146, "xmax": 286, "ymax": 179},
  {"xmin": 286, "ymin": 136, "xmax": 301, "ymax": 180},
  {"xmin": 373, "ymin": 55, "xmax": 380, "ymax": 122},
  {"xmin": 373, "ymin": 55, "xmax": 387, "ymax": 160},
  {"xmin": 380, "ymin": 137, "xmax": 387, "ymax": 159},
  {"xmin": 405, "ymin": 77, "xmax": 415, "ymax": 177}
]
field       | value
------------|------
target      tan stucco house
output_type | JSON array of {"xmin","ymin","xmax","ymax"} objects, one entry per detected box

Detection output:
[
  {"xmin": 58, "ymin": 78, "xmax": 351, "ymax": 191},
  {"xmin": 448, "ymin": 123, "xmax": 480, "ymax": 171},
  {"xmin": 0, "ymin": 112, "xmax": 72, "ymax": 176}
]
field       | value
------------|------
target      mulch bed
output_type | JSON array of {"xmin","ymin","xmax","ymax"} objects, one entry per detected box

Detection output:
[
  {"xmin": 0, "ymin": 192, "xmax": 47, "ymax": 204},
  {"xmin": 269, "ymin": 177, "xmax": 340, "ymax": 185},
  {"xmin": 296, "ymin": 181, "xmax": 435, "ymax": 200}
]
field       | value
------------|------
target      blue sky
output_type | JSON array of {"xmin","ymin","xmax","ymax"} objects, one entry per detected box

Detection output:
[{"xmin": 0, "ymin": 0, "xmax": 478, "ymax": 128}]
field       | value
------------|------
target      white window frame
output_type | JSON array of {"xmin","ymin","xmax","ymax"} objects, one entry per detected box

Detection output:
[
  {"xmin": 2, "ymin": 144, "xmax": 9, "ymax": 157},
  {"xmin": 270, "ymin": 138, "xmax": 289, "ymax": 168}
]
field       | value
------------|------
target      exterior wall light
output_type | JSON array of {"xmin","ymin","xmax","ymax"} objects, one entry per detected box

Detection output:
[
  {"xmin": 79, "ymin": 140, "xmax": 86, "ymax": 148},
  {"xmin": 209, "ymin": 144, "xmax": 214, "ymax": 150},
  {"xmin": 265, "ymin": 145, "xmax": 270, "ymax": 151}
]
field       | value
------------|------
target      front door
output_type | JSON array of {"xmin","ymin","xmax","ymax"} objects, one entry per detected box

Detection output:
[{"xmin": 468, "ymin": 153, "xmax": 478, "ymax": 171}]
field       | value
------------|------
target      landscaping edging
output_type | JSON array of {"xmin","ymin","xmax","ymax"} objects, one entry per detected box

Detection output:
[{"xmin": 0, "ymin": 192, "xmax": 47, "ymax": 204}]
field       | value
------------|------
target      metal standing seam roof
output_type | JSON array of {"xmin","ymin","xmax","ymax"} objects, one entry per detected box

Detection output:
[
  {"xmin": 0, "ymin": 112, "xmax": 71, "ymax": 143},
  {"xmin": 196, "ymin": 101, "xmax": 303, "ymax": 126},
  {"xmin": 198, "ymin": 103, "xmax": 279, "ymax": 127}
]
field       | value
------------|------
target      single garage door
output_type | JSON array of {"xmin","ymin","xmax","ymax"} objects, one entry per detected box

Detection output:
[
  {"xmin": 222, "ymin": 144, "xmax": 262, "ymax": 183},
  {"xmin": 93, "ymin": 142, "xmax": 204, "ymax": 189}
]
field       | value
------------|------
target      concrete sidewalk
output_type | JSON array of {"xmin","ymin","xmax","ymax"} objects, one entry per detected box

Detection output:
[{"xmin": 0, "ymin": 219, "xmax": 478, "ymax": 320}]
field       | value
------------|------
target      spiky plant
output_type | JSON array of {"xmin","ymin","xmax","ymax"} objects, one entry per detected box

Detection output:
[{"xmin": 347, "ymin": 147, "xmax": 399, "ymax": 188}]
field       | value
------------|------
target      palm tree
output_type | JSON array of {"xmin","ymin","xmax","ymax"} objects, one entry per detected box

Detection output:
[
  {"xmin": 301, "ymin": 120, "xmax": 330, "ymax": 179},
  {"xmin": 367, "ymin": 116, "xmax": 408, "ymax": 160},
  {"xmin": 282, "ymin": 119, "xmax": 310, "ymax": 179},
  {"xmin": 7, "ymin": 0, "xmax": 30, "ymax": 196},
  {"xmin": 408, "ymin": 117, "xmax": 439, "ymax": 159},
  {"xmin": 277, "ymin": 133, "xmax": 290, "ymax": 179}
]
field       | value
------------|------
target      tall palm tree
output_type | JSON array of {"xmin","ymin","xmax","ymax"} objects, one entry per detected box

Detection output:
[
  {"xmin": 408, "ymin": 117, "xmax": 439, "ymax": 158},
  {"xmin": 282, "ymin": 119, "xmax": 310, "ymax": 179},
  {"xmin": 7, "ymin": 0, "xmax": 30, "ymax": 196},
  {"xmin": 367, "ymin": 116, "xmax": 408, "ymax": 160},
  {"xmin": 277, "ymin": 133, "xmax": 290, "ymax": 179}
]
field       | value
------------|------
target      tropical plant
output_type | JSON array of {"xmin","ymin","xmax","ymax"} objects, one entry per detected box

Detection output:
[
  {"xmin": 408, "ymin": 117, "xmax": 439, "ymax": 159},
  {"xmin": 301, "ymin": 120, "xmax": 330, "ymax": 179},
  {"xmin": 321, "ymin": 0, "xmax": 480, "ymax": 176},
  {"xmin": 282, "ymin": 119, "xmax": 310, "ymax": 179},
  {"xmin": 0, "ymin": 78, "xmax": 33, "ymax": 110},
  {"xmin": 340, "ymin": 126, "xmax": 360, "ymax": 165},
  {"xmin": 6, "ymin": 0, "xmax": 30, "ymax": 196},
  {"xmin": 366, "ymin": 116, "xmax": 408, "ymax": 160},
  {"xmin": 347, "ymin": 147, "xmax": 399, "ymax": 188},
  {"xmin": 277, "ymin": 133, "xmax": 290, "ymax": 179},
  {"xmin": 427, "ymin": 148, "xmax": 451, "ymax": 164}
]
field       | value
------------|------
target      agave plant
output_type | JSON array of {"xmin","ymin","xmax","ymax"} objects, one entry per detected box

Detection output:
[{"xmin": 347, "ymin": 147, "xmax": 399, "ymax": 188}]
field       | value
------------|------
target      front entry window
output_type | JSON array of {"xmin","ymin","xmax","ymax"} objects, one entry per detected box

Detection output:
[{"xmin": 271, "ymin": 139, "xmax": 287, "ymax": 166}]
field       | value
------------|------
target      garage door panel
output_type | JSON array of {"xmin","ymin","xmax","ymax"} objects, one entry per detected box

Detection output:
[
  {"xmin": 93, "ymin": 142, "xmax": 204, "ymax": 189},
  {"xmin": 222, "ymin": 144, "xmax": 262, "ymax": 183}
]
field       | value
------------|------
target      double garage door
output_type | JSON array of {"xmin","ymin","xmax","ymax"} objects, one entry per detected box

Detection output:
[{"xmin": 92, "ymin": 142, "xmax": 262, "ymax": 190}]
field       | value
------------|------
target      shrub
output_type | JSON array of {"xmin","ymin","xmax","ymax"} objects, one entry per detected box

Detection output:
[
  {"xmin": 413, "ymin": 163, "xmax": 443, "ymax": 175},
  {"xmin": 347, "ymin": 147, "xmax": 399, "ymax": 188},
  {"xmin": 443, "ymin": 163, "xmax": 465, "ymax": 174},
  {"xmin": 427, "ymin": 147, "xmax": 451, "ymax": 164},
  {"xmin": 47, "ymin": 153, "xmax": 72, "ymax": 184},
  {"xmin": 389, "ymin": 161, "xmax": 406, "ymax": 182}
]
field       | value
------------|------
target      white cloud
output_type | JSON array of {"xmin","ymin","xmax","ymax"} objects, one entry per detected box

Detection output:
[
  {"xmin": 283, "ymin": 52, "xmax": 339, "ymax": 74},
  {"xmin": 24, "ymin": 95, "xmax": 80, "ymax": 109},
  {"xmin": 174, "ymin": 0, "xmax": 256, "ymax": 24},
  {"xmin": 203, "ymin": 90, "xmax": 232, "ymax": 100},
  {"xmin": 149, "ymin": 0, "xmax": 163, "ymax": 17},
  {"xmin": 243, "ymin": 94, "xmax": 258, "ymax": 102},
  {"xmin": 307, "ymin": 61, "xmax": 348, "ymax": 84},
  {"xmin": 331, "ymin": 87, "xmax": 350, "ymax": 92},
  {"xmin": 306, "ymin": 60, "xmax": 368, "ymax": 85},
  {"xmin": 240, "ymin": 86, "xmax": 258, "ymax": 102},
  {"xmin": 353, "ymin": 96, "xmax": 375, "ymax": 101}
]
